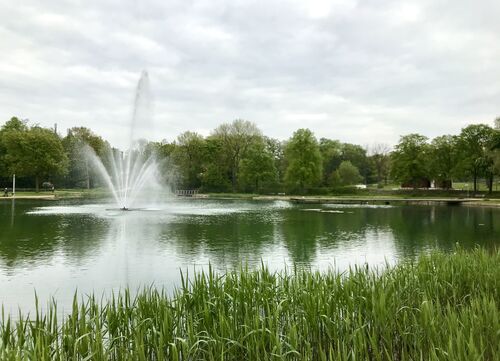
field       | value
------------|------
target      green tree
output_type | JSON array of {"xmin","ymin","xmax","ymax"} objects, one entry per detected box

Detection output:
[
  {"xmin": 0, "ymin": 117, "xmax": 29, "ymax": 178},
  {"xmin": 336, "ymin": 160, "xmax": 363, "ymax": 186},
  {"xmin": 264, "ymin": 137, "xmax": 286, "ymax": 184},
  {"xmin": 201, "ymin": 137, "xmax": 232, "ymax": 192},
  {"xmin": 62, "ymin": 127, "xmax": 108, "ymax": 188},
  {"xmin": 455, "ymin": 124, "xmax": 495, "ymax": 193},
  {"xmin": 341, "ymin": 143, "xmax": 370, "ymax": 183},
  {"xmin": 211, "ymin": 119, "xmax": 262, "ymax": 191},
  {"xmin": 3, "ymin": 125, "xmax": 68, "ymax": 191},
  {"xmin": 239, "ymin": 140, "xmax": 277, "ymax": 192},
  {"xmin": 284, "ymin": 129, "xmax": 322, "ymax": 192},
  {"xmin": 172, "ymin": 131, "xmax": 206, "ymax": 189},
  {"xmin": 429, "ymin": 135, "xmax": 458, "ymax": 189},
  {"xmin": 319, "ymin": 138, "xmax": 342, "ymax": 185},
  {"xmin": 368, "ymin": 143, "xmax": 391, "ymax": 185},
  {"xmin": 391, "ymin": 134, "xmax": 430, "ymax": 188}
]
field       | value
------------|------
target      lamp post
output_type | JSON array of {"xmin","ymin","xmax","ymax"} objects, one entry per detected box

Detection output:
[{"xmin": 12, "ymin": 173, "xmax": 15, "ymax": 197}]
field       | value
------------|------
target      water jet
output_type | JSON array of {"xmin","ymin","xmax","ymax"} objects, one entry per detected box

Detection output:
[{"xmin": 86, "ymin": 71, "xmax": 163, "ymax": 210}]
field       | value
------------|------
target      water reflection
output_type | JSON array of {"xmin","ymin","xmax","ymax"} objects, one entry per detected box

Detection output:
[{"xmin": 0, "ymin": 200, "xmax": 499, "ymax": 312}]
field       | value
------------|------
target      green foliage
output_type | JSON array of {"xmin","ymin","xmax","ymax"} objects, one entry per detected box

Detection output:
[
  {"xmin": 368, "ymin": 143, "xmax": 391, "ymax": 185},
  {"xmin": 239, "ymin": 140, "xmax": 277, "ymax": 192},
  {"xmin": 0, "ymin": 249, "xmax": 498, "ymax": 360},
  {"xmin": 1, "ymin": 116, "xmax": 500, "ymax": 195},
  {"xmin": 284, "ymin": 129, "xmax": 322, "ymax": 192},
  {"xmin": 200, "ymin": 138, "xmax": 232, "ymax": 192},
  {"xmin": 391, "ymin": 134, "xmax": 430, "ymax": 187},
  {"xmin": 2, "ymin": 122, "xmax": 68, "ymax": 191},
  {"xmin": 319, "ymin": 139, "xmax": 369, "ymax": 185},
  {"xmin": 264, "ymin": 137, "xmax": 285, "ymax": 183},
  {"xmin": 319, "ymin": 138, "xmax": 342, "ymax": 184},
  {"xmin": 172, "ymin": 131, "xmax": 206, "ymax": 189},
  {"xmin": 429, "ymin": 135, "xmax": 458, "ymax": 188},
  {"xmin": 0, "ymin": 117, "xmax": 29, "ymax": 177},
  {"xmin": 341, "ymin": 143, "xmax": 369, "ymax": 181},
  {"xmin": 62, "ymin": 127, "xmax": 109, "ymax": 188},
  {"xmin": 334, "ymin": 160, "xmax": 363, "ymax": 186},
  {"xmin": 455, "ymin": 124, "xmax": 495, "ymax": 192},
  {"xmin": 211, "ymin": 119, "xmax": 262, "ymax": 191}
]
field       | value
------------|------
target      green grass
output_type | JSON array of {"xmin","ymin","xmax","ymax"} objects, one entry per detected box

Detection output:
[
  {"xmin": 0, "ymin": 188, "xmax": 109, "ymax": 199},
  {"xmin": 1, "ymin": 248, "xmax": 499, "ymax": 360},
  {"xmin": 204, "ymin": 192, "xmax": 260, "ymax": 199}
]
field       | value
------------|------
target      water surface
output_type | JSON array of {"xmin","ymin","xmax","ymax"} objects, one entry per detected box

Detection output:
[{"xmin": 0, "ymin": 199, "xmax": 498, "ymax": 313}]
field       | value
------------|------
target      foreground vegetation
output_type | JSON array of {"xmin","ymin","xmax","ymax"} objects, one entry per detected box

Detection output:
[{"xmin": 1, "ymin": 248, "xmax": 498, "ymax": 360}]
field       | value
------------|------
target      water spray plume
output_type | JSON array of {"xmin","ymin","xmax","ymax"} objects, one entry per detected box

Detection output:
[{"xmin": 85, "ymin": 71, "xmax": 162, "ymax": 210}]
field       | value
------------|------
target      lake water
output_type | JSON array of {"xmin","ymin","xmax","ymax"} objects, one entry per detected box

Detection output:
[{"xmin": 0, "ymin": 198, "xmax": 498, "ymax": 313}]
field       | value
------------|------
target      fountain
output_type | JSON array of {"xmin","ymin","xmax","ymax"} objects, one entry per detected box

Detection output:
[{"xmin": 86, "ymin": 71, "xmax": 163, "ymax": 210}]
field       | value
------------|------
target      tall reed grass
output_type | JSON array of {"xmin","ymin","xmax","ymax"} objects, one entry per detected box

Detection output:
[{"xmin": 1, "ymin": 248, "xmax": 498, "ymax": 360}]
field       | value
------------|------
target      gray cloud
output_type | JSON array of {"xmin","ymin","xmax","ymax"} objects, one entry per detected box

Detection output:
[{"xmin": 0, "ymin": 0, "xmax": 498, "ymax": 148}]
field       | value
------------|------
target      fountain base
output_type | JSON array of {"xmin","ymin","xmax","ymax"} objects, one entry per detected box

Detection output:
[{"xmin": 105, "ymin": 207, "xmax": 148, "ymax": 212}]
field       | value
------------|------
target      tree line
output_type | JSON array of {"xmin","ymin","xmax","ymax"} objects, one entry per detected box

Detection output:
[{"xmin": 0, "ymin": 116, "xmax": 499, "ymax": 193}]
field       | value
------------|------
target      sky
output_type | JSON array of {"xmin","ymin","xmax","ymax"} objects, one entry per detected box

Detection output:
[{"xmin": 0, "ymin": 0, "xmax": 499, "ymax": 149}]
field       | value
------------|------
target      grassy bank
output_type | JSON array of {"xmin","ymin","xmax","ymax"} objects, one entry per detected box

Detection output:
[
  {"xmin": 1, "ymin": 249, "xmax": 499, "ymax": 360},
  {"xmin": 203, "ymin": 187, "xmax": 500, "ymax": 200},
  {"xmin": 0, "ymin": 188, "xmax": 109, "ymax": 201}
]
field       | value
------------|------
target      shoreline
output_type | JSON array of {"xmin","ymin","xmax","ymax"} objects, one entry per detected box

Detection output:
[
  {"xmin": 201, "ymin": 194, "xmax": 500, "ymax": 207},
  {"xmin": 0, "ymin": 194, "xmax": 57, "ymax": 200},
  {"xmin": 2, "ymin": 192, "xmax": 500, "ymax": 208}
]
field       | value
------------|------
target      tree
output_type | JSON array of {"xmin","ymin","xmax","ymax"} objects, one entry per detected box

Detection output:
[
  {"xmin": 336, "ymin": 160, "xmax": 363, "ymax": 186},
  {"xmin": 455, "ymin": 124, "xmax": 495, "ymax": 193},
  {"xmin": 3, "ymin": 125, "xmax": 68, "ymax": 191},
  {"xmin": 368, "ymin": 143, "xmax": 391, "ymax": 185},
  {"xmin": 264, "ymin": 137, "xmax": 286, "ymax": 183},
  {"xmin": 319, "ymin": 138, "xmax": 342, "ymax": 185},
  {"xmin": 62, "ymin": 127, "xmax": 108, "ymax": 188},
  {"xmin": 212, "ymin": 119, "xmax": 262, "ymax": 191},
  {"xmin": 1, "ymin": 118, "xmax": 29, "ymax": 178},
  {"xmin": 319, "ymin": 139, "xmax": 370, "ymax": 185},
  {"xmin": 201, "ymin": 137, "xmax": 232, "ymax": 192},
  {"xmin": 239, "ymin": 140, "xmax": 277, "ymax": 192},
  {"xmin": 172, "ymin": 131, "xmax": 206, "ymax": 189},
  {"xmin": 284, "ymin": 129, "xmax": 322, "ymax": 192},
  {"xmin": 391, "ymin": 134, "xmax": 430, "ymax": 188},
  {"xmin": 341, "ymin": 143, "xmax": 370, "ymax": 183},
  {"xmin": 429, "ymin": 135, "xmax": 458, "ymax": 189}
]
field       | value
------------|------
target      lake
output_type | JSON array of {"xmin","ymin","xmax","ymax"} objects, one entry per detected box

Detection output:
[{"xmin": 0, "ymin": 198, "xmax": 498, "ymax": 313}]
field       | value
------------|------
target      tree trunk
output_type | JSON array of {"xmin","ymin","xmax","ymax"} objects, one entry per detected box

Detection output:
[
  {"xmin": 487, "ymin": 175, "xmax": 493, "ymax": 193},
  {"xmin": 232, "ymin": 171, "xmax": 237, "ymax": 192},
  {"xmin": 473, "ymin": 170, "xmax": 477, "ymax": 193},
  {"xmin": 35, "ymin": 175, "xmax": 39, "ymax": 193},
  {"xmin": 230, "ymin": 161, "xmax": 237, "ymax": 192}
]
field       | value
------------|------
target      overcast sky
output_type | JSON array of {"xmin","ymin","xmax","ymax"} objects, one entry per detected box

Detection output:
[{"xmin": 0, "ymin": 0, "xmax": 498, "ymax": 149}]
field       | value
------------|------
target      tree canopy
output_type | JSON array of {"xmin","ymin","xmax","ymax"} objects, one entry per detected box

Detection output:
[
  {"xmin": 1, "ymin": 116, "xmax": 500, "ymax": 194},
  {"xmin": 455, "ymin": 124, "xmax": 495, "ymax": 192},
  {"xmin": 211, "ymin": 119, "xmax": 262, "ymax": 191},
  {"xmin": 1, "ymin": 122, "xmax": 68, "ymax": 191},
  {"xmin": 391, "ymin": 134, "xmax": 430, "ymax": 188},
  {"xmin": 336, "ymin": 161, "xmax": 363, "ymax": 186},
  {"xmin": 284, "ymin": 129, "xmax": 322, "ymax": 192}
]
